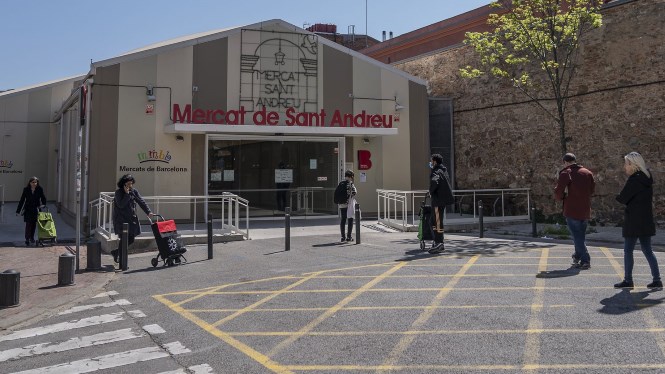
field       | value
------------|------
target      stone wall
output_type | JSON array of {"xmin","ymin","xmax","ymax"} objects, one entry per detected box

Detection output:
[{"xmin": 396, "ymin": 0, "xmax": 665, "ymax": 225}]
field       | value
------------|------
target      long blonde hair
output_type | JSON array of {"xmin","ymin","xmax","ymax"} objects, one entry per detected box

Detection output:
[{"xmin": 624, "ymin": 152, "xmax": 651, "ymax": 178}]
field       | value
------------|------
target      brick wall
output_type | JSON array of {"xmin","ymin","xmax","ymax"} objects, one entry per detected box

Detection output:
[{"xmin": 396, "ymin": 0, "xmax": 665, "ymax": 225}]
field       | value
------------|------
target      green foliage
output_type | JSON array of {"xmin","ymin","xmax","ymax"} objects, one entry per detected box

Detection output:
[{"xmin": 460, "ymin": 0, "xmax": 603, "ymax": 155}]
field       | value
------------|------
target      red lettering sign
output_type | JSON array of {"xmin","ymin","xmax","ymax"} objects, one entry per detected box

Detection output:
[{"xmin": 358, "ymin": 150, "xmax": 372, "ymax": 170}]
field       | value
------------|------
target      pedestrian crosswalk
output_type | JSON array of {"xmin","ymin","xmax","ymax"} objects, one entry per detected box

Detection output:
[{"xmin": 0, "ymin": 291, "xmax": 214, "ymax": 373}]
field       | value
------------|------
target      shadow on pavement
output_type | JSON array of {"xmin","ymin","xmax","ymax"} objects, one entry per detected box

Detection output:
[
  {"xmin": 536, "ymin": 267, "xmax": 581, "ymax": 278},
  {"xmin": 392, "ymin": 237, "xmax": 556, "ymax": 261},
  {"xmin": 598, "ymin": 288, "xmax": 665, "ymax": 314},
  {"xmin": 121, "ymin": 259, "xmax": 207, "ymax": 274}
]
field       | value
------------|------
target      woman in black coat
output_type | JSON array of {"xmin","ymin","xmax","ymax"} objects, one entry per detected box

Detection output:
[
  {"xmin": 111, "ymin": 174, "xmax": 154, "ymax": 263},
  {"xmin": 614, "ymin": 152, "xmax": 661, "ymax": 289},
  {"xmin": 16, "ymin": 176, "xmax": 47, "ymax": 246}
]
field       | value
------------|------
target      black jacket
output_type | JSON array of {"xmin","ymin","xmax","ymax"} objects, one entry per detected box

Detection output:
[
  {"xmin": 113, "ymin": 188, "xmax": 152, "ymax": 237},
  {"xmin": 429, "ymin": 164, "xmax": 454, "ymax": 207},
  {"xmin": 616, "ymin": 171, "xmax": 655, "ymax": 237},
  {"xmin": 16, "ymin": 186, "xmax": 46, "ymax": 223}
]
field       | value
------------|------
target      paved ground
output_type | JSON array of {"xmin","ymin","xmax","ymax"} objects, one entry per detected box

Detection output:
[{"xmin": 2, "ymin": 204, "xmax": 665, "ymax": 373}]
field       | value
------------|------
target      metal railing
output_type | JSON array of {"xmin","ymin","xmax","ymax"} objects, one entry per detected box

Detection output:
[
  {"xmin": 89, "ymin": 193, "xmax": 250, "ymax": 239},
  {"xmin": 377, "ymin": 188, "xmax": 531, "ymax": 231}
]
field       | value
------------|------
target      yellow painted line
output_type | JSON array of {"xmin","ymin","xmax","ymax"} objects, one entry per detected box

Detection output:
[
  {"xmin": 406, "ymin": 263, "xmax": 651, "ymax": 267},
  {"xmin": 301, "ymin": 262, "xmax": 394, "ymax": 275},
  {"xmin": 211, "ymin": 271, "xmax": 325, "ymax": 328},
  {"xmin": 185, "ymin": 304, "xmax": 575, "ymax": 313},
  {"xmin": 153, "ymin": 294, "xmax": 292, "ymax": 374},
  {"xmin": 284, "ymin": 363, "xmax": 665, "ymax": 371},
  {"xmin": 522, "ymin": 248, "xmax": 549, "ymax": 370},
  {"xmin": 266, "ymin": 261, "xmax": 408, "ymax": 357},
  {"xmin": 189, "ymin": 286, "xmax": 628, "ymax": 295},
  {"xmin": 381, "ymin": 256, "xmax": 479, "ymax": 368},
  {"xmin": 600, "ymin": 246, "xmax": 665, "ymax": 358},
  {"xmin": 227, "ymin": 327, "xmax": 665, "ymax": 337},
  {"xmin": 314, "ymin": 273, "xmax": 639, "ymax": 278}
]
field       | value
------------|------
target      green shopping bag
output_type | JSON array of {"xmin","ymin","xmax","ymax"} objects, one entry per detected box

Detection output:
[{"xmin": 37, "ymin": 211, "xmax": 57, "ymax": 240}]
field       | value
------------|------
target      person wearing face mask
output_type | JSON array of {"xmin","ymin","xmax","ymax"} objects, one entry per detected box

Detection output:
[
  {"xmin": 427, "ymin": 154, "xmax": 454, "ymax": 254},
  {"xmin": 614, "ymin": 152, "xmax": 661, "ymax": 289},
  {"xmin": 112, "ymin": 174, "xmax": 155, "ymax": 263}
]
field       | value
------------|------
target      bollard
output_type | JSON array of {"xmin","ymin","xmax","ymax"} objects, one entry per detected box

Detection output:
[
  {"xmin": 0, "ymin": 269, "xmax": 20, "ymax": 308},
  {"xmin": 208, "ymin": 213, "xmax": 213, "ymax": 260},
  {"xmin": 120, "ymin": 223, "xmax": 128, "ymax": 271},
  {"xmin": 86, "ymin": 239, "xmax": 102, "ymax": 271},
  {"xmin": 58, "ymin": 253, "xmax": 76, "ymax": 286},
  {"xmin": 531, "ymin": 207, "xmax": 538, "ymax": 238},
  {"xmin": 355, "ymin": 203, "xmax": 361, "ymax": 245},
  {"xmin": 478, "ymin": 200, "xmax": 484, "ymax": 238},
  {"xmin": 285, "ymin": 206, "xmax": 291, "ymax": 251}
]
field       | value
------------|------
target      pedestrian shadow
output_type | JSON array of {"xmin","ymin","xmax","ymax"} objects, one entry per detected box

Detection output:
[
  {"xmin": 312, "ymin": 242, "xmax": 345, "ymax": 248},
  {"xmin": 536, "ymin": 266, "xmax": 580, "ymax": 278},
  {"xmin": 598, "ymin": 288, "xmax": 665, "ymax": 315}
]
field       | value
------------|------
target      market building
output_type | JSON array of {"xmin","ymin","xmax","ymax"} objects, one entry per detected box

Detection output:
[{"xmin": 1, "ymin": 19, "xmax": 433, "ymax": 227}]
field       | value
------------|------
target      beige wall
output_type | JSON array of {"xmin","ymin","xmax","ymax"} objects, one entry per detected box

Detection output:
[{"xmin": 0, "ymin": 78, "xmax": 79, "ymax": 202}]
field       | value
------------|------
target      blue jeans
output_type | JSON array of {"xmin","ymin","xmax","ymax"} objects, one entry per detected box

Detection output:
[
  {"xmin": 623, "ymin": 236, "xmax": 661, "ymax": 282},
  {"xmin": 566, "ymin": 218, "xmax": 590, "ymax": 264}
]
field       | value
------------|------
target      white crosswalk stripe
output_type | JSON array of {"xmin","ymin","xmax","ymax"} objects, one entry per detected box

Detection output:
[
  {"xmin": 157, "ymin": 363, "xmax": 215, "ymax": 374},
  {"xmin": 0, "ymin": 312, "xmax": 125, "ymax": 342},
  {"xmin": 8, "ymin": 342, "xmax": 190, "ymax": 374},
  {"xmin": 0, "ymin": 328, "xmax": 143, "ymax": 362},
  {"xmin": 58, "ymin": 299, "xmax": 132, "ymax": 315},
  {"xmin": 92, "ymin": 290, "xmax": 119, "ymax": 298},
  {"xmin": 0, "ymin": 292, "xmax": 214, "ymax": 373}
]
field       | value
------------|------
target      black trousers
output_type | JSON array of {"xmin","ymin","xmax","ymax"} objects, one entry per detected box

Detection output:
[
  {"xmin": 430, "ymin": 206, "xmax": 445, "ymax": 244},
  {"xmin": 339, "ymin": 208, "xmax": 353, "ymax": 239},
  {"xmin": 24, "ymin": 221, "xmax": 37, "ymax": 241}
]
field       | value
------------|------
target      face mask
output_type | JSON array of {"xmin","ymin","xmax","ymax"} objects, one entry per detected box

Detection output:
[{"xmin": 428, "ymin": 162, "xmax": 433, "ymax": 169}]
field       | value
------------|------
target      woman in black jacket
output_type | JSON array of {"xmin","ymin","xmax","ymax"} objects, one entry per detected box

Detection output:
[
  {"xmin": 614, "ymin": 152, "xmax": 662, "ymax": 289},
  {"xmin": 111, "ymin": 174, "xmax": 154, "ymax": 263},
  {"xmin": 16, "ymin": 176, "xmax": 47, "ymax": 246}
]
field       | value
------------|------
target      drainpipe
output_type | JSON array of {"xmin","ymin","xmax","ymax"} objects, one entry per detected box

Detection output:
[{"xmin": 82, "ymin": 78, "xmax": 93, "ymax": 230}]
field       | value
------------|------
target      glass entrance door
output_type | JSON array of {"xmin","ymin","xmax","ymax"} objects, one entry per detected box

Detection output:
[{"xmin": 207, "ymin": 137, "xmax": 342, "ymax": 216}]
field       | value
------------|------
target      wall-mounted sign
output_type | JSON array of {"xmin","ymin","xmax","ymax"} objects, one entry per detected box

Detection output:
[
  {"xmin": 240, "ymin": 30, "xmax": 319, "ymax": 113},
  {"xmin": 360, "ymin": 172, "xmax": 367, "ymax": 183},
  {"xmin": 118, "ymin": 149, "xmax": 188, "ymax": 173},
  {"xmin": 211, "ymin": 171, "xmax": 222, "ymax": 181},
  {"xmin": 275, "ymin": 169, "xmax": 293, "ymax": 183},
  {"xmin": 310, "ymin": 159, "xmax": 317, "ymax": 169},
  {"xmin": 317, "ymin": 176, "xmax": 327, "ymax": 181},
  {"xmin": 172, "ymin": 104, "xmax": 395, "ymax": 128},
  {"xmin": 146, "ymin": 104, "xmax": 154, "ymax": 114},
  {"xmin": 0, "ymin": 160, "xmax": 22, "ymax": 174},
  {"xmin": 358, "ymin": 150, "xmax": 372, "ymax": 170}
]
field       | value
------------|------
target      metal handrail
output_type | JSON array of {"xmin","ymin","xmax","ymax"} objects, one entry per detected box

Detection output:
[
  {"xmin": 376, "ymin": 188, "xmax": 531, "ymax": 231},
  {"xmin": 89, "ymin": 193, "xmax": 250, "ymax": 239}
]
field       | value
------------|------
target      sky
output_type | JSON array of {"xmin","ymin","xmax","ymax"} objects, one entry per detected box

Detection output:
[{"xmin": 0, "ymin": 0, "xmax": 490, "ymax": 90}]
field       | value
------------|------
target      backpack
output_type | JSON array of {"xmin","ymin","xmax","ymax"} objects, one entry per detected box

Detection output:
[{"xmin": 333, "ymin": 181, "xmax": 349, "ymax": 204}]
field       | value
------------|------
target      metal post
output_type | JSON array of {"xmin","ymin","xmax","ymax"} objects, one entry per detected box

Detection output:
[
  {"xmin": 0, "ymin": 269, "xmax": 20, "ymax": 307},
  {"xmin": 120, "ymin": 223, "xmax": 128, "ymax": 271},
  {"xmin": 285, "ymin": 206, "xmax": 291, "ymax": 251},
  {"xmin": 208, "ymin": 213, "xmax": 213, "ymax": 260},
  {"xmin": 85, "ymin": 239, "xmax": 102, "ymax": 271},
  {"xmin": 58, "ymin": 253, "xmax": 76, "ymax": 286},
  {"xmin": 531, "ymin": 206, "xmax": 538, "ymax": 237},
  {"xmin": 355, "ymin": 203, "xmax": 361, "ymax": 244},
  {"xmin": 478, "ymin": 200, "xmax": 484, "ymax": 238}
]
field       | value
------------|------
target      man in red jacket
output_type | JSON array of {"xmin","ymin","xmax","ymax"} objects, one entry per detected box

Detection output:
[{"xmin": 554, "ymin": 153, "xmax": 596, "ymax": 269}]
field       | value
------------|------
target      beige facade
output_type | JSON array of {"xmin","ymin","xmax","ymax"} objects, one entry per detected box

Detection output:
[
  {"xmin": 77, "ymin": 19, "xmax": 429, "ymax": 219},
  {"xmin": 0, "ymin": 77, "xmax": 83, "ymax": 203}
]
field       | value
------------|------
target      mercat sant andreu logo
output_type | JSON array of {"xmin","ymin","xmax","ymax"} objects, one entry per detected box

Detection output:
[
  {"xmin": 0, "ymin": 160, "xmax": 14, "ymax": 168},
  {"xmin": 137, "ymin": 150, "xmax": 172, "ymax": 164}
]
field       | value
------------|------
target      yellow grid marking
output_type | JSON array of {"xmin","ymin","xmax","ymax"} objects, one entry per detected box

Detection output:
[
  {"xmin": 266, "ymin": 261, "xmax": 408, "ymax": 357},
  {"xmin": 227, "ymin": 327, "xmax": 665, "ymax": 337},
  {"xmin": 153, "ymin": 293, "xmax": 293, "ymax": 374},
  {"xmin": 284, "ymin": 363, "xmax": 665, "ymax": 371},
  {"xmin": 522, "ymin": 248, "xmax": 549, "ymax": 370},
  {"xmin": 186, "ymin": 304, "xmax": 575, "ymax": 313},
  {"xmin": 381, "ymin": 256, "xmax": 479, "ymax": 368},
  {"xmin": 210, "ymin": 271, "xmax": 325, "ymax": 328},
  {"xmin": 600, "ymin": 246, "xmax": 665, "ymax": 358}
]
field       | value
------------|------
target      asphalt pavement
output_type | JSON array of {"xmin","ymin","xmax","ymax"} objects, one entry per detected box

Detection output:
[{"xmin": 2, "ymin": 202, "xmax": 665, "ymax": 373}]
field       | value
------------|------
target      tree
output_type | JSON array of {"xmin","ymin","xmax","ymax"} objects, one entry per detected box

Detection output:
[{"xmin": 461, "ymin": 0, "xmax": 603, "ymax": 155}]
